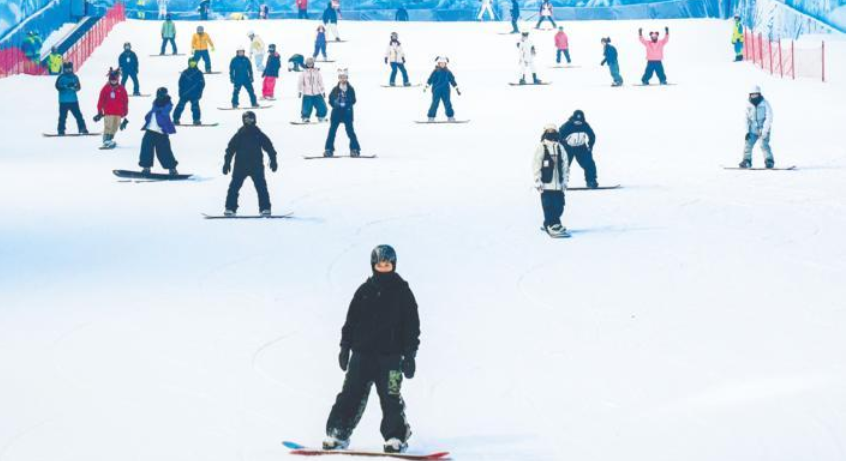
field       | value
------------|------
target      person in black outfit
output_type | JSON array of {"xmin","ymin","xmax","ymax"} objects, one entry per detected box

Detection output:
[
  {"xmin": 118, "ymin": 42, "xmax": 141, "ymax": 96},
  {"xmin": 324, "ymin": 68, "xmax": 361, "ymax": 157},
  {"xmin": 395, "ymin": 5, "xmax": 409, "ymax": 21},
  {"xmin": 173, "ymin": 58, "xmax": 206, "ymax": 125},
  {"xmin": 558, "ymin": 109, "xmax": 598, "ymax": 188},
  {"xmin": 222, "ymin": 111, "xmax": 278, "ymax": 217},
  {"xmin": 324, "ymin": 245, "xmax": 420, "ymax": 455}
]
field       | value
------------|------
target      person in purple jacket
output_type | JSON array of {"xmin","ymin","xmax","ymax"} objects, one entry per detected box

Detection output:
[{"xmin": 139, "ymin": 87, "xmax": 180, "ymax": 176}]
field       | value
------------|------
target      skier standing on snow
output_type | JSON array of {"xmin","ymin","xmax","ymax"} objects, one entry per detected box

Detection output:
[
  {"xmin": 425, "ymin": 56, "xmax": 459, "ymax": 122},
  {"xmin": 638, "ymin": 27, "xmax": 669, "ymax": 85},
  {"xmin": 509, "ymin": 0, "xmax": 520, "ymax": 33},
  {"xmin": 477, "ymin": 0, "xmax": 495, "ymax": 21},
  {"xmin": 248, "ymin": 31, "xmax": 266, "ymax": 72},
  {"xmin": 160, "ymin": 14, "xmax": 177, "ymax": 55},
  {"xmin": 535, "ymin": 0, "xmax": 556, "ymax": 29},
  {"xmin": 298, "ymin": 57, "xmax": 327, "ymax": 122},
  {"xmin": 739, "ymin": 85, "xmax": 775, "ymax": 169},
  {"xmin": 554, "ymin": 26, "xmax": 571, "ymax": 64},
  {"xmin": 222, "ymin": 111, "xmax": 278, "ymax": 217},
  {"xmin": 324, "ymin": 68, "xmax": 361, "ymax": 157},
  {"xmin": 262, "ymin": 44, "xmax": 281, "ymax": 100},
  {"xmin": 600, "ymin": 37, "xmax": 623, "ymax": 86},
  {"xmin": 55, "ymin": 62, "xmax": 89, "ymax": 135},
  {"xmin": 95, "ymin": 69, "xmax": 129, "ymax": 149},
  {"xmin": 516, "ymin": 32, "xmax": 541, "ymax": 84},
  {"xmin": 139, "ymin": 87, "xmax": 179, "ymax": 176},
  {"xmin": 191, "ymin": 26, "xmax": 215, "ymax": 73},
  {"xmin": 118, "ymin": 42, "xmax": 141, "ymax": 96},
  {"xmin": 230, "ymin": 47, "xmax": 259, "ymax": 108},
  {"xmin": 323, "ymin": 244, "xmax": 420, "ymax": 455},
  {"xmin": 173, "ymin": 58, "xmax": 205, "ymax": 125},
  {"xmin": 731, "ymin": 14, "xmax": 744, "ymax": 62},
  {"xmin": 533, "ymin": 124, "xmax": 569, "ymax": 237},
  {"xmin": 322, "ymin": 2, "xmax": 341, "ymax": 42},
  {"xmin": 385, "ymin": 32, "xmax": 410, "ymax": 87},
  {"xmin": 313, "ymin": 25, "xmax": 329, "ymax": 60},
  {"xmin": 558, "ymin": 110, "xmax": 598, "ymax": 188}
]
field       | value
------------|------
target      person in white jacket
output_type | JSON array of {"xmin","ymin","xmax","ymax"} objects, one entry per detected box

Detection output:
[
  {"xmin": 248, "ymin": 31, "xmax": 266, "ymax": 73},
  {"xmin": 477, "ymin": 0, "xmax": 495, "ymax": 21},
  {"xmin": 739, "ymin": 84, "xmax": 775, "ymax": 168},
  {"xmin": 517, "ymin": 32, "xmax": 541, "ymax": 84},
  {"xmin": 533, "ymin": 124, "xmax": 570, "ymax": 237},
  {"xmin": 298, "ymin": 57, "xmax": 328, "ymax": 122},
  {"xmin": 385, "ymin": 32, "xmax": 410, "ymax": 86}
]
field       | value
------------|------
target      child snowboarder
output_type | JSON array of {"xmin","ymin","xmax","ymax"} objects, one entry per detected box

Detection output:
[
  {"xmin": 533, "ymin": 124, "xmax": 569, "ymax": 237},
  {"xmin": 535, "ymin": 0, "xmax": 556, "ymax": 29},
  {"xmin": 600, "ymin": 37, "xmax": 623, "ymax": 86},
  {"xmin": 638, "ymin": 27, "xmax": 670, "ymax": 85},
  {"xmin": 139, "ymin": 87, "xmax": 179, "ymax": 176},
  {"xmin": 173, "ymin": 58, "xmax": 206, "ymax": 125},
  {"xmin": 385, "ymin": 32, "xmax": 410, "ymax": 86},
  {"xmin": 425, "ymin": 56, "xmax": 460, "ymax": 122},
  {"xmin": 516, "ymin": 32, "xmax": 541, "ymax": 84},
  {"xmin": 323, "ymin": 244, "xmax": 420, "ymax": 454},
  {"xmin": 554, "ymin": 26, "xmax": 571, "ymax": 64},
  {"xmin": 739, "ymin": 85, "xmax": 775, "ymax": 169},
  {"xmin": 248, "ymin": 31, "xmax": 266, "ymax": 72},
  {"xmin": 95, "ymin": 69, "xmax": 129, "ymax": 148},
  {"xmin": 322, "ymin": 2, "xmax": 341, "ymax": 42},
  {"xmin": 160, "ymin": 14, "xmax": 177, "ymax": 55},
  {"xmin": 230, "ymin": 47, "xmax": 258, "ymax": 108},
  {"xmin": 222, "ymin": 111, "xmax": 279, "ymax": 217},
  {"xmin": 118, "ymin": 42, "xmax": 141, "ymax": 96},
  {"xmin": 55, "ymin": 61, "xmax": 88, "ymax": 135},
  {"xmin": 262, "ymin": 44, "xmax": 281, "ymax": 100},
  {"xmin": 324, "ymin": 68, "xmax": 360, "ymax": 157},
  {"xmin": 298, "ymin": 57, "xmax": 327, "ymax": 122},
  {"xmin": 191, "ymin": 26, "xmax": 215, "ymax": 73},
  {"xmin": 731, "ymin": 14, "xmax": 744, "ymax": 62},
  {"xmin": 313, "ymin": 25, "xmax": 328, "ymax": 60},
  {"xmin": 477, "ymin": 0, "xmax": 495, "ymax": 21},
  {"xmin": 47, "ymin": 47, "xmax": 63, "ymax": 75},
  {"xmin": 558, "ymin": 110, "xmax": 598, "ymax": 188}
]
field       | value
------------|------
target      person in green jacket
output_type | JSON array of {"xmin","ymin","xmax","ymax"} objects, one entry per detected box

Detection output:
[
  {"xmin": 47, "ymin": 47, "xmax": 63, "ymax": 75},
  {"xmin": 160, "ymin": 13, "xmax": 177, "ymax": 55},
  {"xmin": 731, "ymin": 15, "xmax": 744, "ymax": 62}
]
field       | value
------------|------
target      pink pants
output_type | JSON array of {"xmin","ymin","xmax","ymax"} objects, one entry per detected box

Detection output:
[{"xmin": 262, "ymin": 77, "xmax": 277, "ymax": 98}]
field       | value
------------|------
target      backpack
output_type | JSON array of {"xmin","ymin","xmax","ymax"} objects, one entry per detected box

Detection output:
[{"xmin": 540, "ymin": 143, "xmax": 563, "ymax": 184}]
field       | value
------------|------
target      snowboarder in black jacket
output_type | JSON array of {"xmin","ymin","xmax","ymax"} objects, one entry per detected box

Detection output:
[
  {"xmin": 558, "ymin": 109, "xmax": 598, "ymax": 188},
  {"xmin": 324, "ymin": 245, "xmax": 420, "ymax": 455},
  {"xmin": 118, "ymin": 42, "xmax": 141, "ymax": 96},
  {"xmin": 324, "ymin": 68, "xmax": 361, "ymax": 157},
  {"xmin": 173, "ymin": 58, "xmax": 206, "ymax": 125},
  {"xmin": 230, "ymin": 47, "xmax": 258, "ymax": 108},
  {"xmin": 222, "ymin": 111, "xmax": 278, "ymax": 216}
]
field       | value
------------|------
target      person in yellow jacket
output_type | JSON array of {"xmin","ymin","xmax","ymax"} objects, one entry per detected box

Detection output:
[
  {"xmin": 47, "ymin": 46, "xmax": 63, "ymax": 75},
  {"xmin": 731, "ymin": 14, "xmax": 744, "ymax": 62},
  {"xmin": 191, "ymin": 25, "xmax": 215, "ymax": 73}
]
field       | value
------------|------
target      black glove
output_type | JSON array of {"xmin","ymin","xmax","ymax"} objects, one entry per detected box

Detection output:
[
  {"xmin": 402, "ymin": 57, "xmax": 406, "ymax": 64},
  {"xmin": 93, "ymin": 113, "xmax": 103, "ymax": 122},
  {"xmin": 269, "ymin": 160, "xmax": 278, "ymax": 172},
  {"xmin": 338, "ymin": 346, "xmax": 351, "ymax": 371},
  {"xmin": 120, "ymin": 119, "xmax": 129, "ymax": 130},
  {"xmin": 222, "ymin": 163, "xmax": 231, "ymax": 175},
  {"xmin": 455, "ymin": 87, "xmax": 462, "ymax": 96},
  {"xmin": 665, "ymin": 26, "xmax": 669, "ymax": 34},
  {"xmin": 401, "ymin": 353, "xmax": 416, "ymax": 379},
  {"xmin": 384, "ymin": 57, "xmax": 388, "ymax": 64},
  {"xmin": 745, "ymin": 133, "xmax": 750, "ymax": 141},
  {"xmin": 638, "ymin": 28, "xmax": 643, "ymax": 35}
]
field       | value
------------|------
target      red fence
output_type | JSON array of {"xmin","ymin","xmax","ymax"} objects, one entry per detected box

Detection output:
[
  {"xmin": 743, "ymin": 30, "xmax": 826, "ymax": 82},
  {"xmin": 0, "ymin": 2, "xmax": 125, "ymax": 79}
]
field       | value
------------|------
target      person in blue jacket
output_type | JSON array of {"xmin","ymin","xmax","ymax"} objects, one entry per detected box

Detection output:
[
  {"xmin": 324, "ymin": 68, "xmax": 360, "ymax": 157},
  {"xmin": 322, "ymin": 2, "xmax": 341, "ymax": 42},
  {"xmin": 230, "ymin": 47, "xmax": 258, "ymax": 108},
  {"xmin": 600, "ymin": 37, "xmax": 623, "ymax": 86},
  {"xmin": 55, "ymin": 61, "xmax": 89, "ymax": 135},
  {"xmin": 139, "ymin": 87, "xmax": 179, "ymax": 176},
  {"xmin": 313, "ymin": 25, "xmax": 328, "ymax": 60},
  {"xmin": 173, "ymin": 58, "xmax": 206, "ymax": 125},
  {"xmin": 118, "ymin": 42, "xmax": 141, "ymax": 96},
  {"xmin": 425, "ymin": 56, "xmax": 461, "ymax": 122}
]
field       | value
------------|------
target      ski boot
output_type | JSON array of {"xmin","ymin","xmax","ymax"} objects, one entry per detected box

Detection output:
[
  {"xmin": 324, "ymin": 150, "xmax": 334, "ymax": 158},
  {"xmin": 57, "ymin": 131, "xmax": 65, "ymax": 136},
  {"xmin": 546, "ymin": 224, "xmax": 569, "ymax": 238},
  {"xmin": 260, "ymin": 209, "xmax": 272, "ymax": 217},
  {"xmin": 519, "ymin": 77, "xmax": 526, "ymax": 85},
  {"xmin": 738, "ymin": 159, "xmax": 751, "ymax": 169},
  {"xmin": 587, "ymin": 180, "xmax": 599, "ymax": 189},
  {"xmin": 232, "ymin": 103, "xmax": 239, "ymax": 109},
  {"xmin": 251, "ymin": 103, "xmax": 260, "ymax": 108},
  {"xmin": 383, "ymin": 438, "xmax": 408, "ymax": 454},
  {"xmin": 168, "ymin": 168, "xmax": 179, "ymax": 176},
  {"xmin": 448, "ymin": 116, "xmax": 456, "ymax": 122},
  {"xmin": 193, "ymin": 120, "xmax": 202, "ymax": 126},
  {"xmin": 224, "ymin": 209, "xmax": 236, "ymax": 217},
  {"xmin": 427, "ymin": 117, "xmax": 435, "ymax": 122},
  {"xmin": 173, "ymin": 119, "xmax": 181, "ymax": 126},
  {"xmin": 318, "ymin": 117, "xmax": 327, "ymax": 123},
  {"xmin": 532, "ymin": 73, "xmax": 541, "ymax": 84},
  {"xmin": 301, "ymin": 117, "xmax": 310, "ymax": 123},
  {"xmin": 389, "ymin": 82, "xmax": 396, "ymax": 87},
  {"xmin": 80, "ymin": 128, "xmax": 89, "ymax": 134},
  {"xmin": 141, "ymin": 167, "xmax": 152, "ymax": 176},
  {"xmin": 322, "ymin": 436, "xmax": 349, "ymax": 451},
  {"xmin": 765, "ymin": 159, "xmax": 775, "ymax": 169},
  {"xmin": 350, "ymin": 149, "xmax": 361, "ymax": 158},
  {"xmin": 403, "ymin": 82, "xmax": 411, "ymax": 87}
]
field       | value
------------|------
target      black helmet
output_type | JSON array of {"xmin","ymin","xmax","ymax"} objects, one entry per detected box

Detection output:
[
  {"xmin": 371, "ymin": 245, "xmax": 397, "ymax": 270},
  {"xmin": 242, "ymin": 110, "xmax": 257, "ymax": 125},
  {"xmin": 573, "ymin": 109, "xmax": 585, "ymax": 121},
  {"xmin": 62, "ymin": 61, "xmax": 74, "ymax": 72},
  {"xmin": 156, "ymin": 87, "xmax": 169, "ymax": 98}
]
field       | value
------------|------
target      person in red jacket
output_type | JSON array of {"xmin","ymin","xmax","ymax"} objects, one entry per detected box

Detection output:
[
  {"xmin": 296, "ymin": 0, "xmax": 308, "ymax": 18},
  {"xmin": 95, "ymin": 68, "xmax": 130, "ymax": 149}
]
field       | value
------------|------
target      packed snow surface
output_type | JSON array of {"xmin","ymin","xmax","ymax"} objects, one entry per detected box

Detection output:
[{"xmin": 2, "ymin": 17, "xmax": 846, "ymax": 461}]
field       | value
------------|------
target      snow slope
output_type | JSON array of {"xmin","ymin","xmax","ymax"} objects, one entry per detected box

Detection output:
[{"xmin": 2, "ymin": 17, "xmax": 846, "ymax": 461}]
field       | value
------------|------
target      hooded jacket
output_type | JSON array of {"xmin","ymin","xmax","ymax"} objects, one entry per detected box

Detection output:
[
  {"xmin": 97, "ymin": 83, "xmax": 129, "ymax": 116},
  {"xmin": 746, "ymin": 96, "xmax": 773, "ymax": 136},
  {"xmin": 426, "ymin": 67, "xmax": 457, "ymax": 93},
  {"xmin": 142, "ymin": 96, "xmax": 177, "ymax": 134},
  {"xmin": 533, "ymin": 139, "xmax": 568, "ymax": 192},
  {"xmin": 224, "ymin": 124, "xmax": 278, "ymax": 170},
  {"xmin": 558, "ymin": 112, "xmax": 596, "ymax": 150}
]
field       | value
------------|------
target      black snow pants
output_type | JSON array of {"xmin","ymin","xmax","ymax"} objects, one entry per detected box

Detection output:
[
  {"xmin": 58, "ymin": 102, "xmax": 87, "ymax": 134},
  {"xmin": 564, "ymin": 145, "xmax": 597, "ymax": 185},
  {"xmin": 225, "ymin": 166, "xmax": 270, "ymax": 212},
  {"xmin": 139, "ymin": 130, "xmax": 178, "ymax": 169},
  {"xmin": 326, "ymin": 353, "xmax": 411, "ymax": 443}
]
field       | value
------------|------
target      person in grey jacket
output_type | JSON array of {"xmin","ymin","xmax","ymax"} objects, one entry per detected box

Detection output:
[
  {"xmin": 533, "ymin": 124, "xmax": 569, "ymax": 238},
  {"xmin": 55, "ymin": 62, "xmax": 88, "ymax": 135},
  {"xmin": 739, "ymin": 84, "xmax": 775, "ymax": 169}
]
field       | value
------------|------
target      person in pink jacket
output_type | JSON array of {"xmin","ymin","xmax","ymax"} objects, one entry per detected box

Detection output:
[
  {"xmin": 639, "ymin": 26, "xmax": 669, "ymax": 85},
  {"xmin": 298, "ymin": 57, "xmax": 328, "ymax": 122},
  {"xmin": 554, "ymin": 26, "xmax": 571, "ymax": 64}
]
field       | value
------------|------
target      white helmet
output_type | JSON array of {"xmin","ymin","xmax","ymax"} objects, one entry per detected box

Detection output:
[
  {"xmin": 247, "ymin": 30, "xmax": 255, "ymax": 37},
  {"xmin": 436, "ymin": 56, "xmax": 449, "ymax": 64},
  {"xmin": 338, "ymin": 68, "xmax": 349, "ymax": 78},
  {"xmin": 544, "ymin": 123, "xmax": 557, "ymax": 132},
  {"xmin": 750, "ymin": 84, "xmax": 761, "ymax": 94}
]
